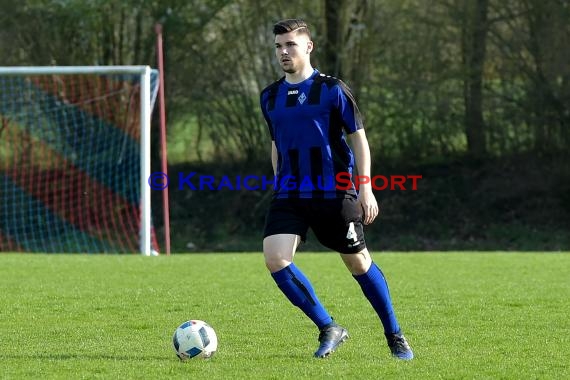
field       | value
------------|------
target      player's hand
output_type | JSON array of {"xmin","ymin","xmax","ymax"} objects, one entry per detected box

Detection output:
[{"xmin": 358, "ymin": 189, "xmax": 379, "ymax": 225}]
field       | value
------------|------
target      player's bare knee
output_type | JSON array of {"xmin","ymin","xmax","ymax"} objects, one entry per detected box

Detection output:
[
  {"xmin": 343, "ymin": 260, "xmax": 368, "ymax": 275},
  {"xmin": 262, "ymin": 234, "xmax": 298, "ymax": 272},
  {"xmin": 264, "ymin": 253, "xmax": 291, "ymax": 272},
  {"xmin": 266, "ymin": 261, "xmax": 291, "ymax": 273},
  {"xmin": 341, "ymin": 250, "xmax": 372, "ymax": 275}
]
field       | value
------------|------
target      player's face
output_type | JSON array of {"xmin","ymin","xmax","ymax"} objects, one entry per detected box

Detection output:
[{"xmin": 275, "ymin": 31, "xmax": 313, "ymax": 74}]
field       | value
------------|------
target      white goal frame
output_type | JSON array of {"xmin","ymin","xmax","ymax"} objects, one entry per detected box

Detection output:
[{"xmin": 0, "ymin": 66, "xmax": 154, "ymax": 255}]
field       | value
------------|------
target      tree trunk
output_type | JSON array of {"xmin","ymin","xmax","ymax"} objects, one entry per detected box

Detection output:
[
  {"xmin": 462, "ymin": 0, "xmax": 489, "ymax": 157},
  {"xmin": 324, "ymin": 0, "xmax": 344, "ymax": 77}
]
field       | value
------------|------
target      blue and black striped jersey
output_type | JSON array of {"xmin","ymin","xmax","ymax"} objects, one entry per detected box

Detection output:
[{"xmin": 260, "ymin": 69, "xmax": 362, "ymax": 199}]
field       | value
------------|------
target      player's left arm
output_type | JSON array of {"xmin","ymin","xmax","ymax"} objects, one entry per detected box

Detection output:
[
  {"xmin": 333, "ymin": 80, "xmax": 379, "ymax": 225},
  {"xmin": 349, "ymin": 129, "xmax": 379, "ymax": 225}
]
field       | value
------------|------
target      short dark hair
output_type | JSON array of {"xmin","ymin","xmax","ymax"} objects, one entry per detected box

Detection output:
[{"xmin": 273, "ymin": 19, "xmax": 312, "ymax": 39}]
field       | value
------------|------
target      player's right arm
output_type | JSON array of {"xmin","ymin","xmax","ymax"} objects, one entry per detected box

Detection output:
[{"xmin": 260, "ymin": 84, "xmax": 279, "ymax": 177}]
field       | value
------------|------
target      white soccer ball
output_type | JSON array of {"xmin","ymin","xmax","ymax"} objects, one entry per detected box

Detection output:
[{"xmin": 172, "ymin": 320, "xmax": 218, "ymax": 360}]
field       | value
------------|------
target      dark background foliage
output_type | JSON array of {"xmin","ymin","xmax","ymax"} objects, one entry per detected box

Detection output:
[{"xmin": 1, "ymin": 0, "xmax": 568, "ymax": 251}]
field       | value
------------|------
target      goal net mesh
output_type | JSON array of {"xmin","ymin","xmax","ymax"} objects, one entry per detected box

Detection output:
[{"xmin": 0, "ymin": 70, "xmax": 160, "ymax": 253}]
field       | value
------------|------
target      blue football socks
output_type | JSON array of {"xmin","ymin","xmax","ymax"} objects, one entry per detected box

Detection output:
[
  {"xmin": 353, "ymin": 262, "xmax": 401, "ymax": 334},
  {"xmin": 271, "ymin": 263, "xmax": 333, "ymax": 329}
]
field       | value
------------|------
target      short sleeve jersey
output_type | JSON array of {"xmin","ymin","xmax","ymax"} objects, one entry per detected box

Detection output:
[{"xmin": 260, "ymin": 69, "xmax": 362, "ymax": 199}]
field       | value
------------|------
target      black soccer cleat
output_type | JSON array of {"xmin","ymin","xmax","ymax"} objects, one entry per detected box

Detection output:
[
  {"xmin": 314, "ymin": 323, "xmax": 349, "ymax": 358},
  {"xmin": 386, "ymin": 332, "xmax": 414, "ymax": 360}
]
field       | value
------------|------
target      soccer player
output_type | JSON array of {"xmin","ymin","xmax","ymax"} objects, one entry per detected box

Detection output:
[{"xmin": 259, "ymin": 19, "xmax": 414, "ymax": 360}]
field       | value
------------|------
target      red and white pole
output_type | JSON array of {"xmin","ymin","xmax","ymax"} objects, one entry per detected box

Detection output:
[{"xmin": 155, "ymin": 23, "xmax": 171, "ymax": 256}]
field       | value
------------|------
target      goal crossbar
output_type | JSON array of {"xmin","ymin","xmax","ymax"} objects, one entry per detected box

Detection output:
[{"xmin": 0, "ymin": 66, "xmax": 151, "ymax": 76}]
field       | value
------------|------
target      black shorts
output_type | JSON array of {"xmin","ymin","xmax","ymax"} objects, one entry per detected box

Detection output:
[{"xmin": 263, "ymin": 197, "xmax": 367, "ymax": 254}]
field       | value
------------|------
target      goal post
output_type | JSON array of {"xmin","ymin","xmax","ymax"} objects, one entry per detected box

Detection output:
[{"xmin": 0, "ymin": 66, "xmax": 160, "ymax": 254}]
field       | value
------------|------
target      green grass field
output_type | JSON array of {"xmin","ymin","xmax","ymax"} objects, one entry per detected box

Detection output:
[{"xmin": 1, "ymin": 252, "xmax": 568, "ymax": 379}]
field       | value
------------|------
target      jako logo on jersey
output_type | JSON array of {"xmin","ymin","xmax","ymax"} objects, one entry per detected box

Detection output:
[
  {"xmin": 298, "ymin": 92, "xmax": 307, "ymax": 104},
  {"xmin": 287, "ymin": 90, "xmax": 299, "ymax": 95}
]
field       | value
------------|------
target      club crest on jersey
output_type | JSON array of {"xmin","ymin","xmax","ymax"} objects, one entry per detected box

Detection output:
[{"xmin": 298, "ymin": 92, "xmax": 307, "ymax": 104}]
